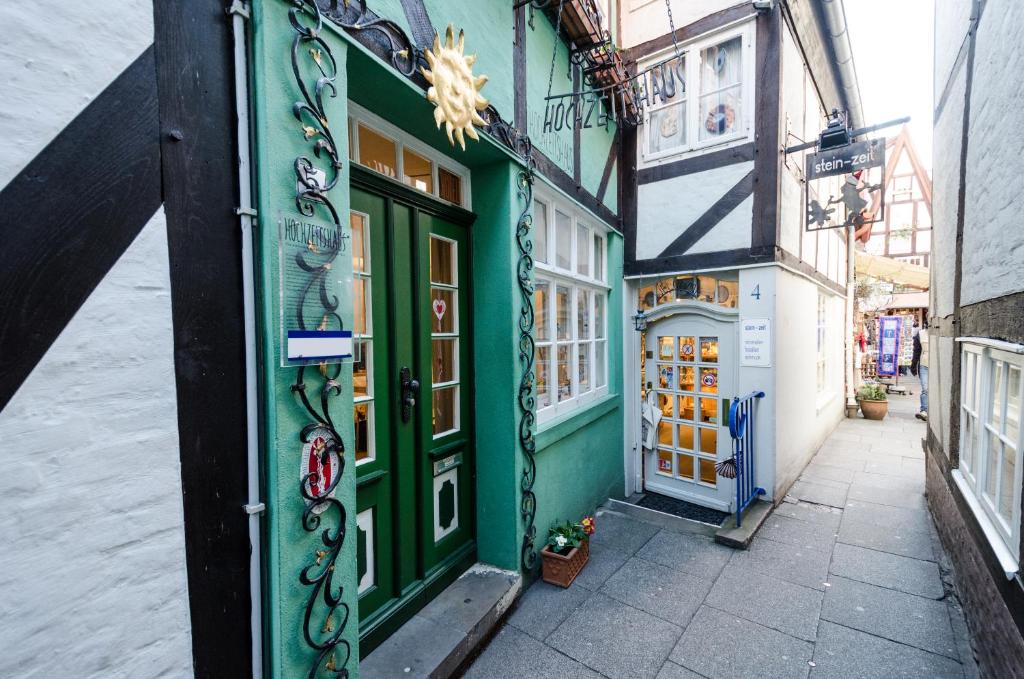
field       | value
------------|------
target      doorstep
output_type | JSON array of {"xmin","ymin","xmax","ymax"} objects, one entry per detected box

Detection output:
[
  {"xmin": 604, "ymin": 494, "xmax": 720, "ymax": 537},
  {"xmin": 713, "ymin": 498, "xmax": 773, "ymax": 549},
  {"xmin": 358, "ymin": 564, "xmax": 521, "ymax": 679}
]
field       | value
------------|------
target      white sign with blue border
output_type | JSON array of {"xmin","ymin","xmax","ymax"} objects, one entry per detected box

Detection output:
[{"xmin": 287, "ymin": 329, "xmax": 353, "ymax": 363}]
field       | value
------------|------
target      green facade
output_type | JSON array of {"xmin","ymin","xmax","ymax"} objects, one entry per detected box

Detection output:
[{"xmin": 249, "ymin": 1, "xmax": 625, "ymax": 675}]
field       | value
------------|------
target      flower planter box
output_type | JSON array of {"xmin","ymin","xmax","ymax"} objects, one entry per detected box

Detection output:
[
  {"xmin": 540, "ymin": 539, "xmax": 590, "ymax": 588},
  {"xmin": 860, "ymin": 398, "xmax": 888, "ymax": 420}
]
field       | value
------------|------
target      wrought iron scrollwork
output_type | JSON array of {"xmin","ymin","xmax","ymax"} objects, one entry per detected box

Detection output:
[
  {"xmin": 288, "ymin": 1, "xmax": 351, "ymax": 676},
  {"xmin": 515, "ymin": 167, "xmax": 539, "ymax": 572},
  {"xmin": 323, "ymin": 0, "xmax": 421, "ymax": 76}
]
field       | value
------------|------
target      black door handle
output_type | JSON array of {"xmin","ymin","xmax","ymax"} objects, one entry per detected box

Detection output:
[{"xmin": 400, "ymin": 366, "xmax": 420, "ymax": 423}]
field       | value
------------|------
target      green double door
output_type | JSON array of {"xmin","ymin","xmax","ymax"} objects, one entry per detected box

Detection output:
[{"xmin": 350, "ymin": 174, "xmax": 476, "ymax": 654}]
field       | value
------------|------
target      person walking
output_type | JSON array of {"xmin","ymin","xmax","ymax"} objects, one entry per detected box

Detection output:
[{"xmin": 910, "ymin": 321, "xmax": 929, "ymax": 421}]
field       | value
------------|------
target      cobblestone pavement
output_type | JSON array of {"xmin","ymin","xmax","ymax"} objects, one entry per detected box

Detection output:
[{"xmin": 464, "ymin": 393, "xmax": 980, "ymax": 679}]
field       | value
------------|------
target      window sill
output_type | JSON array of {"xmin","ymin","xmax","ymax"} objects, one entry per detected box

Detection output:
[
  {"xmin": 535, "ymin": 394, "xmax": 620, "ymax": 452},
  {"xmin": 951, "ymin": 469, "xmax": 1020, "ymax": 580}
]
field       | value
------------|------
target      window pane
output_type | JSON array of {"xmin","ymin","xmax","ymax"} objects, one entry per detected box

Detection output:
[
  {"xmin": 577, "ymin": 224, "xmax": 590, "ymax": 276},
  {"xmin": 678, "ymin": 395, "xmax": 695, "ymax": 421},
  {"xmin": 658, "ymin": 364, "xmax": 674, "ymax": 390},
  {"xmin": 578, "ymin": 289, "xmax": 591, "ymax": 339},
  {"xmin": 699, "ymin": 85, "xmax": 742, "ymax": 141},
  {"xmin": 594, "ymin": 235, "xmax": 605, "ymax": 281},
  {"xmin": 717, "ymin": 280, "xmax": 737, "ymax": 308},
  {"xmin": 353, "ymin": 341, "xmax": 370, "ymax": 398},
  {"xmin": 700, "ymin": 337, "xmax": 719, "ymax": 363},
  {"xmin": 431, "ymin": 287, "xmax": 456, "ymax": 333},
  {"xmin": 1007, "ymin": 365, "xmax": 1021, "ymax": 445},
  {"xmin": 659, "ymin": 336, "xmax": 674, "ymax": 360},
  {"xmin": 698, "ymin": 458, "xmax": 717, "ymax": 486},
  {"xmin": 648, "ymin": 102, "xmax": 686, "ymax": 154},
  {"xmin": 430, "ymin": 236, "xmax": 455, "ymax": 285},
  {"xmin": 678, "ymin": 424, "xmax": 695, "ymax": 451},
  {"xmin": 403, "ymin": 148, "xmax": 433, "ymax": 193},
  {"xmin": 653, "ymin": 55, "xmax": 686, "ymax": 104},
  {"xmin": 536, "ymin": 346, "xmax": 551, "ymax": 409},
  {"xmin": 658, "ymin": 421, "xmax": 673, "ymax": 446},
  {"xmin": 700, "ymin": 37, "xmax": 742, "ymax": 92},
  {"xmin": 991, "ymin": 362, "xmax": 1005, "ymax": 431},
  {"xmin": 697, "ymin": 275, "xmax": 717, "ymax": 303},
  {"xmin": 595, "ymin": 294, "xmax": 606, "ymax": 339},
  {"xmin": 358, "ymin": 124, "xmax": 396, "ymax": 177},
  {"xmin": 432, "ymin": 338, "xmax": 457, "ymax": 384},
  {"xmin": 986, "ymin": 433, "xmax": 1000, "ymax": 498},
  {"xmin": 438, "ymin": 167, "xmax": 462, "ymax": 205},
  {"xmin": 578, "ymin": 343, "xmax": 591, "ymax": 393},
  {"xmin": 679, "ymin": 366, "xmax": 695, "ymax": 392},
  {"xmin": 351, "ymin": 213, "xmax": 368, "ymax": 273},
  {"xmin": 699, "ymin": 427, "xmax": 717, "ymax": 455},
  {"xmin": 556, "ymin": 285, "xmax": 570, "ymax": 340},
  {"xmin": 657, "ymin": 449, "xmax": 673, "ymax": 475},
  {"xmin": 999, "ymin": 442, "xmax": 1016, "ymax": 522},
  {"xmin": 596, "ymin": 340, "xmax": 606, "ymax": 388},
  {"xmin": 354, "ymin": 278, "xmax": 368, "ymax": 335},
  {"xmin": 555, "ymin": 211, "xmax": 572, "ymax": 269},
  {"xmin": 658, "ymin": 392, "xmax": 673, "ymax": 418},
  {"xmin": 535, "ymin": 280, "xmax": 550, "ymax": 341},
  {"xmin": 534, "ymin": 200, "xmax": 549, "ymax": 264},
  {"xmin": 557, "ymin": 344, "xmax": 573, "ymax": 401},
  {"xmin": 432, "ymin": 386, "xmax": 458, "ymax": 435},
  {"xmin": 700, "ymin": 368, "xmax": 718, "ymax": 394},
  {"xmin": 354, "ymin": 403, "xmax": 372, "ymax": 461},
  {"xmin": 699, "ymin": 397, "xmax": 718, "ymax": 424},
  {"xmin": 677, "ymin": 453, "xmax": 694, "ymax": 480},
  {"xmin": 679, "ymin": 336, "xmax": 696, "ymax": 361}
]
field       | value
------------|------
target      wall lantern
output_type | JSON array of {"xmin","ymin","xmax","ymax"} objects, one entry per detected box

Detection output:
[{"xmin": 633, "ymin": 308, "xmax": 647, "ymax": 332}]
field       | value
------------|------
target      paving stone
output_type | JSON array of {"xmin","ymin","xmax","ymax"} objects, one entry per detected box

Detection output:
[
  {"xmin": 655, "ymin": 661, "xmax": 706, "ymax": 679},
  {"xmin": 862, "ymin": 457, "xmax": 920, "ymax": 478},
  {"xmin": 806, "ymin": 454, "xmax": 866, "ymax": 472},
  {"xmin": 547, "ymin": 592, "xmax": 682, "ymax": 679},
  {"xmin": 772, "ymin": 500, "xmax": 843, "ymax": 531},
  {"xmin": 829, "ymin": 543, "xmax": 944, "ymax": 599},
  {"xmin": 508, "ymin": 579, "xmax": 593, "ymax": 641},
  {"xmin": 847, "ymin": 483, "xmax": 928, "ymax": 510},
  {"xmin": 810, "ymin": 621, "xmax": 964, "ymax": 679},
  {"xmin": 705, "ymin": 565, "xmax": 824, "ymax": 641},
  {"xmin": 670, "ymin": 605, "xmax": 813, "ymax": 679},
  {"xmin": 759, "ymin": 513, "xmax": 838, "ymax": 552},
  {"xmin": 636, "ymin": 530, "xmax": 733, "ymax": 580},
  {"xmin": 599, "ymin": 557, "xmax": 710, "ymax": 628},
  {"xmin": 837, "ymin": 517, "xmax": 937, "ymax": 561},
  {"xmin": 787, "ymin": 480, "xmax": 849, "ymax": 508},
  {"xmin": 729, "ymin": 536, "xmax": 832, "ymax": 591},
  {"xmin": 802, "ymin": 463, "xmax": 857, "ymax": 484},
  {"xmin": 359, "ymin": 614, "xmax": 463, "ymax": 679},
  {"xmin": 821, "ymin": 576, "xmax": 959, "ymax": 659},
  {"xmin": 851, "ymin": 471, "xmax": 924, "ymax": 493},
  {"xmin": 842, "ymin": 500, "xmax": 934, "ymax": 536},
  {"xmin": 572, "ymin": 541, "xmax": 631, "ymax": 590},
  {"xmin": 463, "ymin": 625, "xmax": 604, "ymax": 679},
  {"xmin": 902, "ymin": 455, "xmax": 926, "ymax": 474},
  {"xmin": 591, "ymin": 510, "xmax": 661, "ymax": 555}
]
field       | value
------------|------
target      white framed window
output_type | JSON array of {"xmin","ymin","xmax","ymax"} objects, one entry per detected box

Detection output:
[
  {"xmin": 533, "ymin": 189, "xmax": 610, "ymax": 425},
  {"xmin": 347, "ymin": 101, "xmax": 471, "ymax": 208},
  {"xmin": 351, "ymin": 211, "xmax": 375, "ymax": 465},
  {"xmin": 640, "ymin": 22, "xmax": 754, "ymax": 164},
  {"xmin": 956, "ymin": 340, "xmax": 1024, "ymax": 570},
  {"xmin": 816, "ymin": 291, "xmax": 827, "ymax": 394}
]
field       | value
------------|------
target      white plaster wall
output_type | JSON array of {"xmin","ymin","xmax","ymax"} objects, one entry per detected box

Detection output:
[
  {"xmin": 930, "ymin": 61, "xmax": 965, "ymax": 318},
  {"xmin": 0, "ymin": 209, "xmax": 195, "ymax": 678},
  {"xmin": 687, "ymin": 194, "xmax": 753, "ymax": 253},
  {"xmin": 622, "ymin": 0, "xmax": 744, "ymax": 48},
  {"xmin": 959, "ymin": 0, "xmax": 1024, "ymax": 306},
  {"xmin": 0, "ymin": 0, "xmax": 153, "ymax": 189},
  {"xmin": 933, "ymin": 0, "xmax": 974, "ymax": 101},
  {"xmin": 738, "ymin": 266, "xmax": 778, "ymax": 499},
  {"xmin": 771, "ymin": 267, "xmax": 844, "ymax": 497},
  {"xmin": 636, "ymin": 160, "xmax": 754, "ymax": 259}
]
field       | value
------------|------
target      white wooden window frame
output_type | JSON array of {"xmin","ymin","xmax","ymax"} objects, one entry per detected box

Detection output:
[
  {"xmin": 347, "ymin": 100, "xmax": 472, "ymax": 209},
  {"xmin": 533, "ymin": 188, "xmax": 611, "ymax": 426},
  {"xmin": 351, "ymin": 210, "xmax": 376, "ymax": 467},
  {"xmin": 430, "ymin": 233, "xmax": 461, "ymax": 440},
  {"xmin": 954, "ymin": 339, "xmax": 1024, "ymax": 578},
  {"xmin": 639, "ymin": 22, "xmax": 755, "ymax": 165}
]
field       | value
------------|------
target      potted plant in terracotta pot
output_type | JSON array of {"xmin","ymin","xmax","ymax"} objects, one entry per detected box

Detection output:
[
  {"xmin": 857, "ymin": 384, "xmax": 889, "ymax": 420},
  {"xmin": 540, "ymin": 516, "xmax": 595, "ymax": 588}
]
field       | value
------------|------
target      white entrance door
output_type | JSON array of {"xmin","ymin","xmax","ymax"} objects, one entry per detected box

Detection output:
[{"xmin": 644, "ymin": 314, "xmax": 736, "ymax": 511}]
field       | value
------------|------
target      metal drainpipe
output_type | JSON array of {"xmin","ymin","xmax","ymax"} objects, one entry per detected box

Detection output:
[
  {"xmin": 819, "ymin": 0, "xmax": 864, "ymax": 128},
  {"xmin": 229, "ymin": 2, "xmax": 264, "ymax": 677}
]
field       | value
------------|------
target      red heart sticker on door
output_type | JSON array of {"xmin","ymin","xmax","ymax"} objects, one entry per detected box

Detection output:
[{"xmin": 432, "ymin": 298, "xmax": 447, "ymax": 322}]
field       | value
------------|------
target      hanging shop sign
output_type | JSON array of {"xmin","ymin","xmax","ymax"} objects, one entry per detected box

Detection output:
[
  {"xmin": 740, "ymin": 318, "xmax": 771, "ymax": 367},
  {"xmin": 422, "ymin": 25, "xmax": 489, "ymax": 151},
  {"xmin": 806, "ymin": 137, "xmax": 886, "ymax": 232},
  {"xmin": 877, "ymin": 315, "xmax": 902, "ymax": 377}
]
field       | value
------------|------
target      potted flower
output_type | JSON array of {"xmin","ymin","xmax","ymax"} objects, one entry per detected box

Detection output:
[
  {"xmin": 540, "ymin": 516, "xmax": 595, "ymax": 588},
  {"xmin": 857, "ymin": 384, "xmax": 888, "ymax": 420}
]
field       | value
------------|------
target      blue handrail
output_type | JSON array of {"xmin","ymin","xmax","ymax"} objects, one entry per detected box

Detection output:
[{"xmin": 728, "ymin": 391, "xmax": 766, "ymax": 528}]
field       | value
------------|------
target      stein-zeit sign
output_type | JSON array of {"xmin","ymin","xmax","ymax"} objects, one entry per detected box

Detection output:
[
  {"xmin": 806, "ymin": 138, "xmax": 885, "ymax": 180},
  {"xmin": 542, "ymin": 52, "xmax": 684, "ymax": 132}
]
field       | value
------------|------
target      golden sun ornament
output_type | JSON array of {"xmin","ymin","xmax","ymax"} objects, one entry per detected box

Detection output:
[{"xmin": 421, "ymin": 25, "xmax": 489, "ymax": 151}]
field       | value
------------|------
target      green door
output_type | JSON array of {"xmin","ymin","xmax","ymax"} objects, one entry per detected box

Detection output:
[{"xmin": 350, "ymin": 173, "xmax": 475, "ymax": 655}]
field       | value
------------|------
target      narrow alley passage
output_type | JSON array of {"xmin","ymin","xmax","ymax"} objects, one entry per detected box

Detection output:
[{"xmin": 464, "ymin": 393, "xmax": 979, "ymax": 679}]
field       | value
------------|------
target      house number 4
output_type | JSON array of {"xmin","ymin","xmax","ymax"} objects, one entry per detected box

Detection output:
[{"xmin": 751, "ymin": 284, "xmax": 761, "ymax": 300}]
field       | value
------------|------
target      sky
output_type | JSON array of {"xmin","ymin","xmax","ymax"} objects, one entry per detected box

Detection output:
[{"xmin": 845, "ymin": 0, "xmax": 935, "ymax": 171}]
